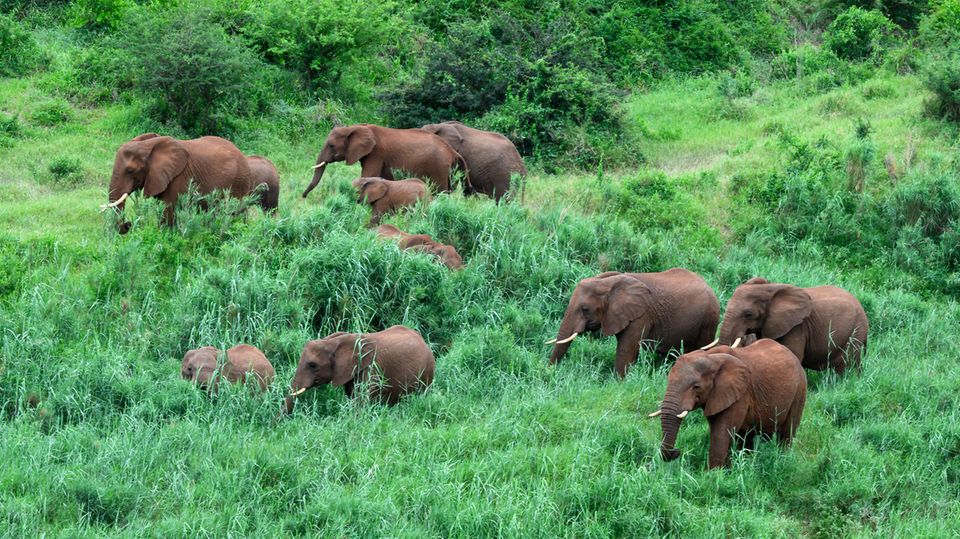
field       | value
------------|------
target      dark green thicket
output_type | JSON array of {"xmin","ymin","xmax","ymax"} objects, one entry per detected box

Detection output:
[
  {"xmin": 0, "ymin": 13, "xmax": 42, "ymax": 76},
  {"xmin": 824, "ymin": 6, "xmax": 897, "ymax": 62}
]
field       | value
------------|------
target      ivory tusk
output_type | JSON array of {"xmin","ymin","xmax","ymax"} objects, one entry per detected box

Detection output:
[
  {"xmin": 311, "ymin": 161, "xmax": 326, "ymax": 170},
  {"xmin": 98, "ymin": 192, "xmax": 129, "ymax": 212},
  {"xmin": 647, "ymin": 410, "xmax": 662, "ymax": 418},
  {"xmin": 676, "ymin": 410, "xmax": 689, "ymax": 419},
  {"xmin": 700, "ymin": 338, "xmax": 719, "ymax": 350},
  {"xmin": 544, "ymin": 338, "xmax": 557, "ymax": 344},
  {"xmin": 731, "ymin": 337, "xmax": 742, "ymax": 349},
  {"xmin": 555, "ymin": 332, "xmax": 578, "ymax": 344},
  {"xmin": 289, "ymin": 387, "xmax": 306, "ymax": 397}
]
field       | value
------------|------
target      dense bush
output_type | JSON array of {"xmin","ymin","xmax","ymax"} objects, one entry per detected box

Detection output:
[
  {"xmin": 824, "ymin": 7, "xmax": 897, "ymax": 62},
  {"xmin": 823, "ymin": 0, "xmax": 929, "ymax": 29},
  {"xmin": 0, "ymin": 13, "xmax": 41, "ymax": 76},
  {"xmin": 919, "ymin": 0, "xmax": 960, "ymax": 45},
  {"xmin": 921, "ymin": 48, "xmax": 960, "ymax": 121},
  {"xmin": 68, "ymin": 0, "xmax": 133, "ymax": 31},
  {"xmin": 118, "ymin": 8, "xmax": 280, "ymax": 135}
]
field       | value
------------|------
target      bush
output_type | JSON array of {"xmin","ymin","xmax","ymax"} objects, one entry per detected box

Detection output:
[
  {"xmin": 824, "ymin": 7, "xmax": 896, "ymax": 62},
  {"xmin": 68, "ymin": 0, "xmax": 133, "ymax": 31},
  {"xmin": 119, "ymin": 8, "xmax": 279, "ymax": 135},
  {"xmin": 31, "ymin": 99, "xmax": 72, "ymax": 126},
  {"xmin": 0, "ymin": 13, "xmax": 42, "ymax": 76},
  {"xmin": 922, "ymin": 48, "xmax": 960, "ymax": 122},
  {"xmin": 47, "ymin": 156, "xmax": 83, "ymax": 184},
  {"xmin": 0, "ymin": 113, "xmax": 23, "ymax": 147},
  {"xmin": 769, "ymin": 44, "xmax": 852, "ymax": 89},
  {"xmin": 919, "ymin": 0, "xmax": 960, "ymax": 46}
]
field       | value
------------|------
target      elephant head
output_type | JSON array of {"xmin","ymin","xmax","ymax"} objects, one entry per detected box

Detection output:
[
  {"xmin": 547, "ymin": 273, "xmax": 654, "ymax": 363},
  {"xmin": 421, "ymin": 121, "xmax": 464, "ymax": 152},
  {"xmin": 284, "ymin": 333, "xmax": 366, "ymax": 414},
  {"xmin": 718, "ymin": 277, "xmax": 812, "ymax": 346},
  {"xmin": 302, "ymin": 125, "xmax": 377, "ymax": 198},
  {"xmin": 653, "ymin": 351, "xmax": 750, "ymax": 461},
  {"xmin": 181, "ymin": 347, "xmax": 221, "ymax": 390},
  {"xmin": 352, "ymin": 177, "xmax": 388, "ymax": 204},
  {"xmin": 104, "ymin": 134, "xmax": 188, "ymax": 233}
]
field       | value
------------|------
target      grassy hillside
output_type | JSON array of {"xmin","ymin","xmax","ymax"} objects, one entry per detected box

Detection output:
[{"xmin": 4, "ymin": 2, "xmax": 960, "ymax": 537}]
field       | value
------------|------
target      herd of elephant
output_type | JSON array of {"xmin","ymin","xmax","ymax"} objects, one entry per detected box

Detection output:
[{"xmin": 102, "ymin": 121, "xmax": 869, "ymax": 470}]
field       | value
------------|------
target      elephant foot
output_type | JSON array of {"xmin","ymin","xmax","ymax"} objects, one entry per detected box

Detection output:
[
  {"xmin": 118, "ymin": 221, "xmax": 132, "ymax": 235},
  {"xmin": 661, "ymin": 448, "xmax": 681, "ymax": 461}
]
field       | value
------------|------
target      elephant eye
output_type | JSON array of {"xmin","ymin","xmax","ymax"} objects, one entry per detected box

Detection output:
[
  {"xmin": 743, "ymin": 311, "xmax": 755, "ymax": 319},
  {"xmin": 693, "ymin": 384, "xmax": 701, "ymax": 392},
  {"xmin": 307, "ymin": 361, "xmax": 317, "ymax": 369}
]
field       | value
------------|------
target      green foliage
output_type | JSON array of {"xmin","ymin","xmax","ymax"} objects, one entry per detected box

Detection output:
[
  {"xmin": 824, "ymin": 7, "xmax": 897, "ymax": 62},
  {"xmin": 68, "ymin": 0, "xmax": 133, "ymax": 31},
  {"xmin": 918, "ymin": 0, "xmax": 960, "ymax": 45},
  {"xmin": 921, "ymin": 47, "xmax": 960, "ymax": 121},
  {"xmin": 30, "ymin": 99, "xmax": 72, "ymax": 126},
  {"xmin": 47, "ymin": 156, "xmax": 83, "ymax": 182},
  {"xmin": 118, "ymin": 8, "xmax": 279, "ymax": 135},
  {"xmin": 823, "ymin": 0, "xmax": 929, "ymax": 29},
  {"xmin": 0, "ymin": 13, "xmax": 41, "ymax": 76},
  {"xmin": 0, "ymin": 112, "xmax": 22, "ymax": 147}
]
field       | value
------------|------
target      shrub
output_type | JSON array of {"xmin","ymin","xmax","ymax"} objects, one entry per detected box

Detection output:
[
  {"xmin": 922, "ymin": 48, "xmax": 960, "ymax": 122},
  {"xmin": 47, "ymin": 157, "xmax": 83, "ymax": 183},
  {"xmin": 0, "ymin": 13, "xmax": 42, "ymax": 76},
  {"xmin": 119, "ymin": 8, "xmax": 279, "ymax": 135},
  {"xmin": 0, "ymin": 113, "xmax": 23, "ymax": 147},
  {"xmin": 68, "ymin": 0, "xmax": 134, "ymax": 31},
  {"xmin": 824, "ymin": 7, "xmax": 896, "ymax": 62},
  {"xmin": 30, "ymin": 99, "xmax": 72, "ymax": 126},
  {"xmin": 919, "ymin": 0, "xmax": 960, "ymax": 46},
  {"xmin": 769, "ymin": 44, "xmax": 849, "ymax": 85}
]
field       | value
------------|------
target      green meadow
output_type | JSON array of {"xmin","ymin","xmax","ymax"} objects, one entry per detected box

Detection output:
[{"xmin": 3, "ymin": 1, "xmax": 960, "ymax": 537}]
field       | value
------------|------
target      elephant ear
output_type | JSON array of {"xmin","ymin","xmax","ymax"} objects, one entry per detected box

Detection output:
[
  {"xmin": 601, "ymin": 275, "xmax": 653, "ymax": 336},
  {"xmin": 346, "ymin": 126, "xmax": 376, "ymax": 165},
  {"xmin": 763, "ymin": 286, "xmax": 812, "ymax": 339},
  {"xmin": 704, "ymin": 353, "xmax": 750, "ymax": 416},
  {"xmin": 132, "ymin": 133, "xmax": 160, "ymax": 142},
  {"xmin": 431, "ymin": 124, "xmax": 464, "ymax": 151},
  {"xmin": 362, "ymin": 180, "xmax": 389, "ymax": 203},
  {"xmin": 144, "ymin": 137, "xmax": 188, "ymax": 197},
  {"xmin": 745, "ymin": 277, "xmax": 770, "ymax": 285},
  {"xmin": 330, "ymin": 334, "xmax": 376, "ymax": 387}
]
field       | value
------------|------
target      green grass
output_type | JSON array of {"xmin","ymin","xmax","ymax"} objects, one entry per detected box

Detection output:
[{"xmin": 3, "ymin": 52, "xmax": 960, "ymax": 538}]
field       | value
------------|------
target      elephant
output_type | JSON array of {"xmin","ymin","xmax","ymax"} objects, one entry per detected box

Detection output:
[
  {"xmin": 102, "ymin": 133, "xmax": 255, "ymax": 233},
  {"xmin": 421, "ymin": 121, "xmax": 526, "ymax": 202},
  {"xmin": 353, "ymin": 177, "xmax": 429, "ymax": 226},
  {"xmin": 651, "ymin": 339, "xmax": 807, "ymax": 469},
  {"xmin": 548, "ymin": 269, "xmax": 720, "ymax": 378},
  {"xmin": 716, "ymin": 277, "xmax": 869, "ymax": 375},
  {"xmin": 284, "ymin": 325, "xmax": 435, "ymax": 413},
  {"xmin": 246, "ymin": 155, "xmax": 279, "ymax": 214},
  {"xmin": 301, "ymin": 124, "xmax": 468, "ymax": 197},
  {"xmin": 181, "ymin": 344, "xmax": 275, "ymax": 393},
  {"xmin": 375, "ymin": 224, "xmax": 465, "ymax": 269}
]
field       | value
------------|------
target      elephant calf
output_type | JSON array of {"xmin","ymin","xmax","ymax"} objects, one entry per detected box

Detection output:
[
  {"xmin": 284, "ymin": 325, "xmax": 435, "ymax": 413},
  {"xmin": 547, "ymin": 269, "xmax": 720, "ymax": 378},
  {"xmin": 652, "ymin": 339, "xmax": 807, "ymax": 469},
  {"xmin": 376, "ymin": 224, "xmax": 464, "ymax": 270},
  {"xmin": 181, "ymin": 344, "xmax": 275, "ymax": 393},
  {"xmin": 716, "ymin": 277, "xmax": 869, "ymax": 375},
  {"xmin": 246, "ymin": 155, "xmax": 279, "ymax": 213},
  {"xmin": 353, "ymin": 177, "xmax": 429, "ymax": 226}
]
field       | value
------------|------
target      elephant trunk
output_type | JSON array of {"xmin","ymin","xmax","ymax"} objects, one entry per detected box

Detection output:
[
  {"xmin": 718, "ymin": 320, "xmax": 742, "ymax": 346},
  {"xmin": 283, "ymin": 394, "xmax": 296, "ymax": 415},
  {"xmin": 302, "ymin": 161, "xmax": 327, "ymax": 198},
  {"xmin": 659, "ymin": 393, "xmax": 684, "ymax": 461},
  {"xmin": 107, "ymin": 174, "xmax": 133, "ymax": 234},
  {"xmin": 548, "ymin": 311, "xmax": 584, "ymax": 364}
]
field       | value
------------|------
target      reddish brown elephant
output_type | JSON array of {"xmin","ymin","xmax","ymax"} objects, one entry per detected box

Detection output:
[
  {"xmin": 102, "ymin": 133, "xmax": 255, "ymax": 233},
  {"xmin": 717, "ymin": 277, "xmax": 869, "ymax": 375},
  {"xmin": 547, "ymin": 269, "xmax": 720, "ymax": 378},
  {"xmin": 284, "ymin": 325, "xmax": 435, "ymax": 413},
  {"xmin": 246, "ymin": 155, "xmax": 279, "ymax": 214},
  {"xmin": 181, "ymin": 344, "xmax": 275, "ymax": 393},
  {"xmin": 353, "ymin": 177, "xmax": 429, "ymax": 226},
  {"xmin": 651, "ymin": 339, "xmax": 807, "ymax": 469},
  {"xmin": 421, "ymin": 121, "xmax": 526, "ymax": 202},
  {"xmin": 302, "ymin": 124, "xmax": 468, "ymax": 196},
  {"xmin": 376, "ymin": 224, "xmax": 464, "ymax": 269}
]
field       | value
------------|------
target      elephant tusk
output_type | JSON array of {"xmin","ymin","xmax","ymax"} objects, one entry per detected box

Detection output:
[
  {"xmin": 676, "ymin": 410, "xmax": 689, "ymax": 419},
  {"xmin": 311, "ymin": 161, "xmax": 326, "ymax": 170},
  {"xmin": 731, "ymin": 337, "xmax": 742, "ymax": 349},
  {"xmin": 289, "ymin": 387, "xmax": 307, "ymax": 397},
  {"xmin": 555, "ymin": 332, "xmax": 578, "ymax": 344},
  {"xmin": 98, "ymin": 192, "xmax": 129, "ymax": 212},
  {"xmin": 700, "ymin": 338, "xmax": 719, "ymax": 350},
  {"xmin": 544, "ymin": 338, "xmax": 557, "ymax": 344},
  {"xmin": 647, "ymin": 410, "xmax": 662, "ymax": 418}
]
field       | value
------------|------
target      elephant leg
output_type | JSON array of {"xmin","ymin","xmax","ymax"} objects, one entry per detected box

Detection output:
[
  {"xmin": 379, "ymin": 164, "xmax": 395, "ymax": 181},
  {"xmin": 708, "ymin": 423, "xmax": 735, "ymax": 469},
  {"xmin": 613, "ymin": 323, "xmax": 644, "ymax": 379},
  {"xmin": 343, "ymin": 379, "xmax": 355, "ymax": 399},
  {"xmin": 829, "ymin": 348, "xmax": 848, "ymax": 375},
  {"xmin": 361, "ymin": 157, "xmax": 385, "ymax": 178},
  {"xmin": 162, "ymin": 203, "xmax": 176, "ymax": 227}
]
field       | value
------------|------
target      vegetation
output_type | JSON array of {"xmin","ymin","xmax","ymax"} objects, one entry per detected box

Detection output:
[{"xmin": 2, "ymin": 0, "xmax": 960, "ymax": 537}]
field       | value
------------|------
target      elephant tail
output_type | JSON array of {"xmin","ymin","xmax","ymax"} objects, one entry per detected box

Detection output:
[{"xmin": 453, "ymin": 151, "xmax": 472, "ymax": 193}]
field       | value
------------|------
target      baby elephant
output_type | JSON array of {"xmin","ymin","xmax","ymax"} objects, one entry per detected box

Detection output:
[
  {"xmin": 376, "ymin": 224, "xmax": 464, "ymax": 269},
  {"xmin": 247, "ymin": 155, "xmax": 279, "ymax": 213},
  {"xmin": 181, "ymin": 344, "xmax": 276, "ymax": 392},
  {"xmin": 651, "ymin": 339, "xmax": 806, "ymax": 469},
  {"xmin": 284, "ymin": 325, "xmax": 435, "ymax": 413},
  {"xmin": 353, "ymin": 177, "xmax": 429, "ymax": 226}
]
